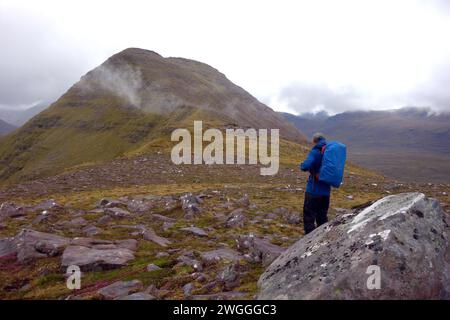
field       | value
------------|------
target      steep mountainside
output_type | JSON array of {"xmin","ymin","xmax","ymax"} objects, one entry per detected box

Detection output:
[
  {"xmin": 281, "ymin": 108, "xmax": 450, "ymax": 183},
  {"xmin": 0, "ymin": 119, "xmax": 16, "ymax": 135},
  {"xmin": 0, "ymin": 48, "xmax": 304, "ymax": 182}
]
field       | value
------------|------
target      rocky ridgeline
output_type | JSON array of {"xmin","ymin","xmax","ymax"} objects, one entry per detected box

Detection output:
[{"xmin": 257, "ymin": 193, "xmax": 450, "ymax": 299}]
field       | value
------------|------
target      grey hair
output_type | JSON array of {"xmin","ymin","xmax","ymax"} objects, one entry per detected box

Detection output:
[{"xmin": 312, "ymin": 132, "xmax": 326, "ymax": 143}]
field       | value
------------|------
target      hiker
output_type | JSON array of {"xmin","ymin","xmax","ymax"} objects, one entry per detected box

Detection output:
[
  {"xmin": 299, "ymin": 133, "xmax": 331, "ymax": 234},
  {"xmin": 299, "ymin": 133, "xmax": 346, "ymax": 234}
]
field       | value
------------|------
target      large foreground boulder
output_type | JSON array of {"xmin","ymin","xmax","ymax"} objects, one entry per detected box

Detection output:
[
  {"xmin": 61, "ymin": 238, "xmax": 137, "ymax": 271},
  {"xmin": 258, "ymin": 193, "xmax": 450, "ymax": 299}
]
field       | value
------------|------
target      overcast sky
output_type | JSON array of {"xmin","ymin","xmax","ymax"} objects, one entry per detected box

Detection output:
[{"xmin": 1, "ymin": 0, "xmax": 450, "ymax": 115}]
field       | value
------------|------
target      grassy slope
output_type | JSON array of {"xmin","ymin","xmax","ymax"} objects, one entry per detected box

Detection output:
[{"xmin": 0, "ymin": 93, "xmax": 237, "ymax": 184}]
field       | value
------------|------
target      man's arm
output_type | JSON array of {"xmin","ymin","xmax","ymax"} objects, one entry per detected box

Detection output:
[{"xmin": 300, "ymin": 149, "xmax": 318, "ymax": 172}]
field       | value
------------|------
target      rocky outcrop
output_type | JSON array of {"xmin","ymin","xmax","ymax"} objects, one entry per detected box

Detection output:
[
  {"xmin": 225, "ymin": 209, "xmax": 247, "ymax": 228},
  {"xmin": 237, "ymin": 235, "xmax": 285, "ymax": 266},
  {"xmin": 0, "ymin": 229, "xmax": 70, "ymax": 263},
  {"xmin": 143, "ymin": 227, "xmax": 171, "ymax": 247},
  {"xmin": 181, "ymin": 226, "xmax": 208, "ymax": 237},
  {"xmin": 180, "ymin": 193, "xmax": 202, "ymax": 219},
  {"xmin": 61, "ymin": 238, "xmax": 137, "ymax": 271},
  {"xmin": 201, "ymin": 248, "xmax": 242, "ymax": 265},
  {"xmin": 0, "ymin": 202, "xmax": 26, "ymax": 220},
  {"xmin": 257, "ymin": 193, "xmax": 450, "ymax": 299},
  {"xmin": 97, "ymin": 280, "xmax": 143, "ymax": 299}
]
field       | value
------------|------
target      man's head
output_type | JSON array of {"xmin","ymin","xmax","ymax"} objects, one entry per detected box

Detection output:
[{"xmin": 312, "ymin": 132, "xmax": 326, "ymax": 144}]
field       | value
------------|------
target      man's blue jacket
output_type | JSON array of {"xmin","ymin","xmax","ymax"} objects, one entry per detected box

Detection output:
[{"xmin": 299, "ymin": 138, "xmax": 331, "ymax": 196}]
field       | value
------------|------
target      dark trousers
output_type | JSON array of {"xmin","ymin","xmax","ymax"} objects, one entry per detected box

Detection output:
[{"xmin": 303, "ymin": 192, "xmax": 330, "ymax": 234}]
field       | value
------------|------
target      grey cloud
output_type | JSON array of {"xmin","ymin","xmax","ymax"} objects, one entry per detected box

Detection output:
[
  {"xmin": 410, "ymin": 62, "xmax": 450, "ymax": 112},
  {"xmin": 276, "ymin": 83, "xmax": 367, "ymax": 115},
  {"xmin": 277, "ymin": 61, "xmax": 450, "ymax": 115},
  {"xmin": 0, "ymin": 8, "xmax": 94, "ymax": 109}
]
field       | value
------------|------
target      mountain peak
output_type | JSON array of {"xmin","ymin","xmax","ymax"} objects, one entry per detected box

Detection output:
[
  {"xmin": 0, "ymin": 47, "xmax": 304, "ymax": 181},
  {"xmin": 112, "ymin": 47, "xmax": 163, "ymax": 60},
  {"xmin": 70, "ymin": 47, "xmax": 304, "ymax": 139}
]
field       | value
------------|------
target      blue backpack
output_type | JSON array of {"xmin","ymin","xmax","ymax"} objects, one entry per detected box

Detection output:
[{"xmin": 318, "ymin": 141, "xmax": 347, "ymax": 188}]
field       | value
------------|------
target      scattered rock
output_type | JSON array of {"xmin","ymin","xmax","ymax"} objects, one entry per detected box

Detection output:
[
  {"xmin": 257, "ymin": 193, "xmax": 450, "ymax": 299},
  {"xmin": 286, "ymin": 212, "xmax": 301, "ymax": 225},
  {"xmin": 61, "ymin": 238, "xmax": 137, "ymax": 271},
  {"xmin": 192, "ymin": 291, "xmax": 248, "ymax": 300},
  {"xmin": 63, "ymin": 217, "xmax": 88, "ymax": 227},
  {"xmin": 116, "ymin": 292, "xmax": 156, "ymax": 300},
  {"xmin": 236, "ymin": 195, "xmax": 250, "ymax": 207},
  {"xmin": 33, "ymin": 214, "xmax": 50, "ymax": 225},
  {"xmin": 162, "ymin": 221, "xmax": 175, "ymax": 231},
  {"xmin": 183, "ymin": 282, "xmax": 194, "ymax": 298},
  {"xmin": 151, "ymin": 214, "xmax": 176, "ymax": 223},
  {"xmin": 271, "ymin": 207, "xmax": 300, "ymax": 225},
  {"xmin": 0, "ymin": 202, "xmax": 26, "ymax": 219},
  {"xmin": 127, "ymin": 199, "xmax": 153, "ymax": 214},
  {"xmin": 97, "ymin": 215, "xmax": 112, "ymax": 225},
  {"xmin": 176, "ymin": 255, "xmax": 203, "ymax": 271},
  {"xmin": 225, "ymin": 209, "xmax": 246, "ymax": 228},
  {"xmin": 218, "ymin": 263, "xmax": 240, "ymax": 291},
  {"xmin": 31, "ymin": 199, "xmax": 61, "ymax": 211},
  {"xmin": 156, "ymin": 252, "xmax": 169, "ymax": 258},
  {"xmin": 0, "ymin": 238, "xmax": 16, "ymax": 257},
  {"xmin": 147, "ymin": 263, "xmax": 162, "ymax": 272},
  {"xmin": 201, "ymin": 248, "xmax": 242, "ymax": 264},
  {"xmin": 181, "ymin": 226, "xmax": 208, "ymax": 237},
  {"xmin": 98, "ymin": 198, "xmax": 124, "ymax": 208},
  {"xmin": 82, "ymin": 225, "xmax": 102, "ymax": 237},
  {"xmin": 237, "ymin": 235, "xmax": 285, "ymax": 266},
  {"xmin": 181, "ymin": 193, "xmax": 202, "ymax": 219},
  {"xmin": 97, "ymin": 280, "xmax": 143, "ymax": 299},
  {"xmin": 1, "ymin": 229, "xmax": 71, "ymax": 263},
  {"xmin": 104, "ymin": 207, "xmax": 131, "ymax": 218},
  {"xmin": 143, "ymin": 228, "xmax": 171, "ymax": 247}
]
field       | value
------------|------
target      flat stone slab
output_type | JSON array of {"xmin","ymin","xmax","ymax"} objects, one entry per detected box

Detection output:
[
  {"xmin": 61, "ymin": 237, "xmax": 137, "ymax": 271},
  {"xmin": 97, "ymin": 280, "xmax": 143, "ymax": 299},
  {"xmin": 143, "ymin": 228, "xmax": 171, "ymax": 247},
  {"xmin": 181, "ymin": 226, "xmax": 208, "ymax": 237},
  {"xmin": 0, "ymin": 229, "xmax": 71, "ymax": 263},
  {"xmin": 115, "ymin": 292, "xmax": 156, "ymax": 300},
  {"xmin": 201, "ymin": 248, "xmax": 242, "ymax": 264},
  {"xmin": 61, "ymin": 245, "xmax": 135, "ymax": 271}
]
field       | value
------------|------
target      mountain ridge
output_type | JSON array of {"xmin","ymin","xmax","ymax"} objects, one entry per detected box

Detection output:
[
  {"xmin": 281, "ymin": 107, "xmax": 450, "ymax": 183},
  {"xmin": 0, "ymin": 119, "xmax": 16, "ymax": 135},
  {"xmin": 0, "ymin": 48, "xmax": 305, "ymax": 182}
]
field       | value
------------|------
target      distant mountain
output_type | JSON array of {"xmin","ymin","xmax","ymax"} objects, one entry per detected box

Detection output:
[
  {"xmin": 0, "ymin": 48, "xmax": 304, "ymax": 182},
  {"xmin": 0, "ymin": 102, "xmax": 49, "ymax": 126},
  {"xmin": 281, "ymin": 108, "xmax": 450, "ymax": 183},
  {"xmin": 0, "ymin": 119, "xmax": 16, "ymax": 135}
]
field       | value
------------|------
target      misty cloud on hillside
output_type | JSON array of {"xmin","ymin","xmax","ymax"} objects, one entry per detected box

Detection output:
[
  {"xmin": 81, "ymin": 64, "xmax": 144, "ymax": 108},
  {"xmin": 276, "ymin": 63, "xmax": 450, "ymax": 115}
]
